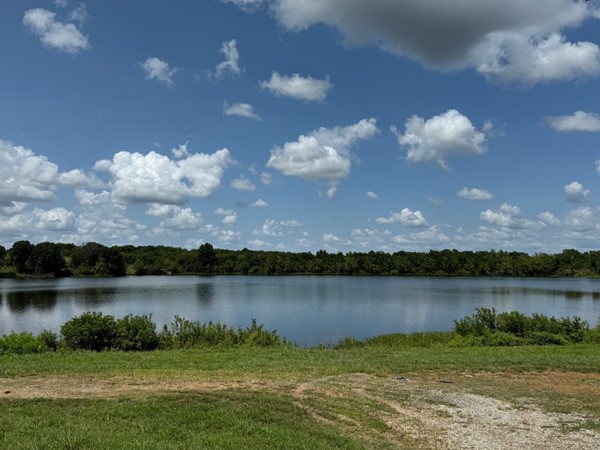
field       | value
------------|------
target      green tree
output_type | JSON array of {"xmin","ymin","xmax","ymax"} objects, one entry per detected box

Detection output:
[
  {"xmin": 31, "ymin": 242, "xmax": 67, "ymax": 275},
  {"xmin": 9, "ymin": 240, "xmax": 34, "ymax": 274},
  {"xmin": 198, "ymin": 243, "xmax": 216, "ymax": 274}
]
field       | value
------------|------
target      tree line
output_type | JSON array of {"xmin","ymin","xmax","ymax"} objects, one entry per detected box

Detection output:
[
  {"xmin": 1, "ymin": 240, "xmax": 600, "ymax": 278},
  {"xmin": 0, "ymin": 241, "xmax": 600, "ymax": 277}
]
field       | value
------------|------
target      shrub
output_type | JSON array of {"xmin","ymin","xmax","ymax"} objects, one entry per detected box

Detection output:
[
  {"xmin": 483, "ymin": 331, "xmax": 525, "ymax": 347},
  {"xmin": 61, "ymin": 312, "xmax": 119, "ymax": 351},
  {"xmin": 0, "ymin": 332, "xmax": 47, "ymax": 354},
  {"xmin": 447, "ymin": 335, "xmax": 485, "ymax": 347},
  {"xmin": 117, "ymin": 314, "xmax": 159, "ymax": 351},
  {"xmin": 527, "ymin": 332, "xmax": 568, "ymax": 346},
  {"xmin": 37, "ymin": 329, "xmax": 59, "ymax": 351},
  {"xmin": 496, "ymin": 311, "xmax": 529, "ymax": 337},
  {"xmin": 454, "ymin": 307, "xmax": 498, "ymax": 336}
]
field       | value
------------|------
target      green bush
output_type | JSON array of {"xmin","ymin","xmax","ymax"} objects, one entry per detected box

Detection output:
[
  {"xmin": 0, "ymin": 332, "xmax": 47, "ymax": 354},
  {"xmin": 526, "ymin": 331, "xmax": 568, "ymax": 346},
  {"xmin": 61, "ymin": 312, "xmax": 119, "ymax": 351},
  {"xmin": 483, "ymin": 332, "xmax": 525, "ymax": 347},
  {"xmin": 161, "ymin": 316, "xmax": 283, "ymax": 349},
  {"xmin": 447, "ymin": 335, "xmax": 485, "ymax": 347},
  {"xmin": 454, "ymin": 307, "xmax": 498, "ymax": 336},
  {"xmin": 496, "ymin": 311, "xmax": 529, "ymax": 337},
  {"xmin": 37, "ymin": 330, "xmax": 59, "ymax": 351},
  {"xmin": 117, "ymin": 314, "xmax": 159, "ymax": 351}
]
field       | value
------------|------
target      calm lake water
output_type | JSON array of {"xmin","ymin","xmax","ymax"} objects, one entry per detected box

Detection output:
[{"xmin": 1, "ymin": 276, "xmax": 600, "ymax": 346}]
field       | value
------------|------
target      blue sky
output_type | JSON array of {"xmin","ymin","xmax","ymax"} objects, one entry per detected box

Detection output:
[{"xmin": 2, "ymin": 0, "xmax": 600, "ymax": 253}]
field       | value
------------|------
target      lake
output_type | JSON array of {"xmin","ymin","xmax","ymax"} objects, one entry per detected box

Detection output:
[{"xmin": 1, "ymin": 276, "xmax": 600, "ymax": 346}]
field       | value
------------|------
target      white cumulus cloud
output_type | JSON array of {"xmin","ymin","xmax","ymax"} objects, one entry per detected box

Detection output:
[
  {"xmin": 94, "ymin": 148, "xmax": 233, "ymax": 204},
  {"xmin": 231, "ymin": 175, "xmax": 256, "ymax": 191},
  {"xmin": 223, "ymin": 101, "xmax": 261, "ymax": 121},
  {"xmin": 545, "ymin": 111, "xmax": 600, "ymax": 132},
  {"xmin": 267, "ymin": 118, "xmax": 378, "ymax": 181},
  {"xmin": 23, "ymin": 8, "xmax": 90, "ymax": 54},
  {"xmin": 391, "ymin": 109, "xmax": 487, "ymax": 169},
  {"xmin": 376, "ymin": 208, "xmax": 428, "ymax": 227},
  {"xmin": 139, "ymin": 57, "xmax": 179, "ymax": 87},
  {"xmin": 565, "ymin": 181, "xmax": 590, "ymax": 203},
  {"xmin": 33, "ymin": 207, "xmax": 75, "ymax": 231},
  {"xmin": 480, "ymin": 203, "xmax": 542, "ymax": 229},
  {"xmin": 0, "ymin": 140, "xmax": 98, "ymax": 205},
  {"xmin": 260, "ymin": 72, "xmax": 332, "ymax": 102},
  {"xmin": 457, "ymin": 187, "xmax": 494, "ymax": 201},
  {"xmin": 366, "ymin": 191, "xmax": 378, "ymax": 199},
  {"xmin": 215, "ymin": 208, "xmax": 238, "ymax": 225}
]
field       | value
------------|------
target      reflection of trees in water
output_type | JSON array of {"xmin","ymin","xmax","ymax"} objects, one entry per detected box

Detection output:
[
  {"xmin": 196, "ymin": 283, "xmax": 214, "ymax": 307},
  {"xmin": 491, "ymin": 286, "xmax": 593, "ymax": 301},
  {"xmin": 69, "ymin": 288, "xmax": 118, "ymax": 308},
  {"xmin": 7, "ymin": 290, "xmax": 58, "ymax": 312}
]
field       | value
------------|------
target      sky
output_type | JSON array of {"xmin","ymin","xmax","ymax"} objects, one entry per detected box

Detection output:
[{"xmin": 2, "ymin": 0, "xmax": 600, "ymax": 254}]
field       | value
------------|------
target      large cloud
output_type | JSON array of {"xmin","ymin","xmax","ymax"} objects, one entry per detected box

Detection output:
[
  {"xmin": 392, "ymin": 110, "xmax": 487, "ymax": 168},
  {"xmin": 242, "ymin": 0, "xmax": 600, "ymax": 85},
  {"xmin": 94, "ymin": 149, "xmax": 233, "ymax": 204},
  {"xmin": 0, "ymin": 140, "xmax": 98, "ymax": 207},
  {"xmin": 23, "ymin": 8, "xmax": 90, "ymax": 54},
  {"xmin": 267, "ymin": 118, "xmax": 378, "ymax": 180}
]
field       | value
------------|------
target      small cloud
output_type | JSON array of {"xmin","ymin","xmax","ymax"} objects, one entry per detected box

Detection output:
[
  {"xmin": 366, "ymin": 191, "xmax": 378, "ymax": 199},
  {"xmin": 251, "ymin": 199, "xmax": 268, "ymax": 207},
  {"xmin": 231, "ymin": 175, "xmax": 256, "ymax": 191},
  {"xmin": 428, "ymin": 196, "xmax": 445, "ymax": 206},
  {"xmin": 457, "ymin": 187, "xmax": 494, "ymax": 201},
  {"xmin": 223, "ymin": 101, "xmax": 261, "ymax": 121},
  {"xmin": 260, "ymin": 172, "xmax": 273, "ymax": 185},
  {"xmin": 215, "ymin": 207, "xmax": 237, "ymax": 225},
  {"xmin": 260, "ymin": 72, "xmax": 332, "ymax": 102},
  {"xmin": 139, "ymin": 57, "xmax": 178, "ymax": 87},
  {"xmin": 565, "ymin": 181, "xmax": 590, "ymax": 203},
  {"xmin": 214, "ymin": 39, "xmax": 240, "ymax": 78},
  {"xmin": 326, "ymin": 186, "xmax": 337, "ymax": 199},
  {"xmin": 23, "ymin": 8, "xmax": 90, "ymax": 54},
  {"xmin": 545, "ymin": 111, "xmax": 600, "ymax": 132},
  {"xmin": 376, "ymin": 208, "xmax": 428, "ymax": 227}
]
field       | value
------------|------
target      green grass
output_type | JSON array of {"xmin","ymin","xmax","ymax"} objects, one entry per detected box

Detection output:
[
  {"xmin": 2, "ymin": 344, "xmax": 600, "ymax": 380},
  {"xmin": 1, "ymin": 343, "xmax": 600, "ymax": 449},
  {"xmin": 0, "ymin": 392, "xmax": 363, "ymax": 450}
]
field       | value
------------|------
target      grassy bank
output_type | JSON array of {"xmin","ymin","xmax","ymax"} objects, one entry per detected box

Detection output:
[{"xmin": 2, "ymin": 343, "xmax": 600, "ymax": 449}]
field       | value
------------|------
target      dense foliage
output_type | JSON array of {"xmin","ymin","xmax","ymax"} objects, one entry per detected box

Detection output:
[
  {"xmin": 450, "ymin": 308, "xmax": 597, "ymax": 347},
  {"xmin": 2, "ymin": 241, "xmax": 600, "ymax": 278},
  {"xmin": 2, "ymin": 310, "xmax": 599, "ymax": 355},
  {"xmin": 0, "ymin": 312, "xmax": 286, "ymax": 354}
]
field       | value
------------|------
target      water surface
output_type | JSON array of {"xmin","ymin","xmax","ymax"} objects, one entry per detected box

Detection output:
[{"xmin": 1, "ymin": 276, "xmax": 599, "ymax": 346}]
